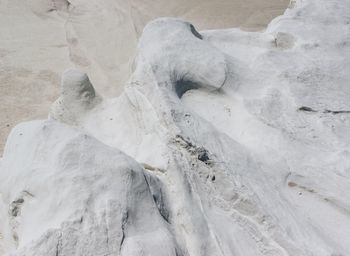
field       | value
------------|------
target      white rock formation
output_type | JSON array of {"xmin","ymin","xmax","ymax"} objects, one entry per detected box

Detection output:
[
  {"xmin": 135, "ymin": 18, "xmax": 228, "ymax": 98},
  {"xmin": 50, "ymin": 69, "xmax": 101, "ymax": 124},
  {"xmin": 0, "ymin": 0, "xmax": 288, "ymax": 152},
  {"xmin": 0, "ymin": 121, "xmax": 178, "ymax": 256},
  {"xmin": 1, "ymin": 0, "xmax": 350, "ymax": 255}
]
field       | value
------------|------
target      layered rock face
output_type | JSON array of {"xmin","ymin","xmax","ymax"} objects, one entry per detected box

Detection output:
[{"xmin": 1, "ymin": 0, "xmax": 350, "ymax": 255}]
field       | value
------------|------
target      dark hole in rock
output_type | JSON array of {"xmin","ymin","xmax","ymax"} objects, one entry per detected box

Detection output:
[
  {"xmin": 298, "ymin": 106, "xmax": 316, "ymax": 112},
  {"xmin": 324, "ymin": 109, "xmax": 350, "ymax": 114},
  {"xmin": 13, "ymin": 198, "xmax": 24, "ymax": 204},
  {"xmin": 190, "ymin": 24, "xmax": 203, "ymax": 40},
  {"xmin": 175, "ymin": 79, "xmax": 200, "ymax": 98},
  {"xmin": 298, "ymin": 106, "xmax": 350, "ymax": 114},
  {"xmin": 11, "ymin": 206, "xmax": 19, "ymax": 217},
  {"xmin": 197, "ymin": 148, "xmax": 210, "ymax": 162},
  {"xmin": 211, "ymin": 175, "xmax": 216, "ymax": 181},
  {"xmin": 288, "ymin": 181, "xmax": 297, "ymax": 187},
  {"xmin": 198, "ymin": 152, "xmax": 209, "ymax": 162}
]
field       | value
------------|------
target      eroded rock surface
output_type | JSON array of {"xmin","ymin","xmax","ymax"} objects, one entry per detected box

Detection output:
[
  {"xmin": 1, "ymin": 0, "xmax": 350, "ymax": 255},
  {"xmin": 50, "ymin": 69, "xmax": 101, "ymax": 124}
]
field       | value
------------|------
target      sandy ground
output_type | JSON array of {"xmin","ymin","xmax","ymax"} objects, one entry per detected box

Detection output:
[{"xmin": 0, "ymin": 0, "xmax": 289, "ymax": 154}]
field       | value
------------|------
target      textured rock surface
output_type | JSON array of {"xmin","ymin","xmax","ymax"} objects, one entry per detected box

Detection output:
[
  {"xmin": 0, "ymin": 121, "xmax": 178, "ymax": 256},
  {"xmin": 136, "ymin": 18, "xmax": 228, "ymax": 98},
  {"xmin": 1, "ymin": 0, "xmax": 350, "ymax": 255},
  {"xmin": 50, "ymin": 69, "xmax": 101, "ymax": 124}
]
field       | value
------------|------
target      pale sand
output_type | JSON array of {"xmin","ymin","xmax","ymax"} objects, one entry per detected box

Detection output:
[{"xmin": 0, "ymin": 0, "xmax": 289, "ymax": 154}]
